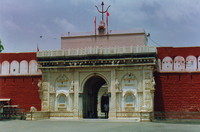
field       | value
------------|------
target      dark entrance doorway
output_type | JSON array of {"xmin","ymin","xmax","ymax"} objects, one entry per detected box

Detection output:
[
  {"xmin": 101, "ymin": 94, "xmax": 109, "ymax": 118},
  {"xmin": 83, "ymin": 75, "xmax": 107, "ymax": 118}
]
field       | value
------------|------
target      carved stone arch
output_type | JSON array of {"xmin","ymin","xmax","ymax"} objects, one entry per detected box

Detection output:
[
  {"xmin": 20, "ymin": 60, "xmax": 28, "ymax": 74},
  {"xmin": 186, "ymin": 55, "xmax": 197, "ymax": 71},
  {"xmin": 56, "ymin": 93, "xmax": 68, "ymax": 101},
  {"xmin": 55, "ymin": 74, "xmax": 70, "ymax": 91},
  {"xmin": 81, "ymin": 72, "xmax": 110, "ymax": 93},
  {"xmin": 56, "ymin": 90, "xmax": 68, "ymax": 97},
  {"xmin": 124, "ymin": 90, "xmax": 135, "ymax": 98},
  {"xmin": 161, "ymin": 56, "xmax": 173, "ymax": 71},
  {"xmin": 121, "ymin": 73, "xmax": 138, "ymax": 90},
  {"xmin": 10, "ymin": 60, "xmax": 19, "ymax": 75},
  {"xmin": 174, "ymin": 56, "xmax": 185, "ymax": 71}
]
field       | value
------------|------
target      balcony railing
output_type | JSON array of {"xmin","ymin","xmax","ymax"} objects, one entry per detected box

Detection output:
[{"xmin": 37, "ymin": 46, "xmax": 156, "ymax": 57}]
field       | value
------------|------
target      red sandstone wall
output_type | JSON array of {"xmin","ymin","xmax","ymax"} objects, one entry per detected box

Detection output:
[
  {"xmin": 0, "ymin": 76, "xmax": 41, "ymax": 111},
  {"xmin": 0, "ymin": 52, "xmax": 37, "ymax": 63},
  {"xmin": 155, "ymin": 47, "xmax": 200, "ymax": 114},
  {"xmin": 157, "ymin": 47, "xmax": 200, "ymax": 59},
  {"xmin": 155, "ymin": 73, "xmax": 200, "ymax": 112},
  {"xmin": 0, "ymin": 52, "xmax": 41, "ymax": 111}
]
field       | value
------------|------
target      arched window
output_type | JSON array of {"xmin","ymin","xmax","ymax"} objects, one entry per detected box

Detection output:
[
  {"xmin": 58, "ymin": 94, "xmax": 66, "ymax": 105},
  {"xmin": 2, "ymin": 61, "xmax": 9, "ymax": 75},
  {"xmin": 125, "ymin": 95, "xmax": 134, "ymax": 104},
  {"xmin": 20, "ymin": 60, "xmax": 28, "ymax": 74},
  {"xmin": 174, "ymin": 56, "xmax": 185, "ymax": 71},
  {"xmin": 124, "ymin": 91, "xmax": 135, "ymax": 107},
  {"xmin": 161, "ymin": 56, "xmax": 173, "ymax": 71},
  {"xmin": 186, "ymin": 56, "xmax": 197, "ymax": 71}
]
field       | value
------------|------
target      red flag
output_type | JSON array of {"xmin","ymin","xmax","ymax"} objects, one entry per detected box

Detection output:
[
  {"xmin": 106, "ymin": 11, "xmax": 110, "ymax": 16},
  {"xmin": 106, "ymin": 12, "xmax": 110, "ymax": 27},
  {"xmin": 37, "ymin": 44, "xmax": 39, "ymax": 52}
]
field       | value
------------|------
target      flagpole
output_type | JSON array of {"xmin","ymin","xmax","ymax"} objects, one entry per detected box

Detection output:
[
  {"xmin": 94, "ymin": 16, "xmax": 97, "ymax": 36},
  {"xmin": 106, "ymin": 12, "xmax": 110, "ymax": 35},
  {"xmin": 37, "ymin": 43, "xmax": 39, "ymax": 52},
  {"xmin": 106, "ymin": 15, "xmax": 108, "ymax": 35}
]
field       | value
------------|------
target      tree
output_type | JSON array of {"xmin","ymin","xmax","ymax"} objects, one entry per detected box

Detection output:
[{"xmin": 0, "ymin": 40, "xmax": 4, "ymax": 52}]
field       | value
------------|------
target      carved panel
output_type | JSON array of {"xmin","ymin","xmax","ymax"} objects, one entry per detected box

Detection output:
[
  {"xmin": 145, "ymin": 80, "xmax": 151, "ymax": 89},
  {"xmin": 122, "ymin": 73, "xmax": 137, "ymax": 90},
  {"xmin": 55, "ymin": 74, "xmax": 70, "ymax": 90},
  {"xmin": 42, "ymin": 82, "xmax": 48, "ymax": 91},
  {"xmin": 145, "ymin": 100, "xmax": 152, "ymax": 111},
  {"xmin": 50, "ymin": 94, "xmax": 55, "ymax": 111},
  {"xmin": 144, "ymin": 72, "xmax": 150, "ymax": 79},
  {"xmin": 42, "ymin": 101, "xmax": 48, "ymax": 111},
  {"xmin": 43, "ymin": 91, "xmax": 48, "ymax": 101},
  {"xmin": 145, "ymin": 92, "xmax": 152, "ymax": 100}
]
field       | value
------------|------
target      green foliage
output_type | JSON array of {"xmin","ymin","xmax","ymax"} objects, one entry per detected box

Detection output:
[{"xmin": 0, "ymin": 40, "xmax": 4, "ymax": 52}]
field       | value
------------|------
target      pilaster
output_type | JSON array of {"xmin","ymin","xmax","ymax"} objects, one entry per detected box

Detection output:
[
  {"xmin": 73, "ymin": 71, "xmax": 79, "ymax": 119},
  {"xmin": 109, "ymin": 69, "xmax": 117, "ymax": 119}
]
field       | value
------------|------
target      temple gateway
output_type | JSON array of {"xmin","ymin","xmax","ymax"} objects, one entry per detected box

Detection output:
[
  {"xmin": 35, "ymin": 2, "xmax": 156, "ymax": 121},
  {"xmin": 36, "ymin": 29, "xmax": 156, "ymax": 121}
]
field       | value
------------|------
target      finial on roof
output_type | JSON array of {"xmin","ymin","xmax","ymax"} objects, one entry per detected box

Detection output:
[{"xmin": 95, "ymin": 1, "xmax": 111, "ymax": 35}]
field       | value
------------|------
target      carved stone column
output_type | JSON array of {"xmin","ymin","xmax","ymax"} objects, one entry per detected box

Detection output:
[
  {"xmin": 41, "ymin": 81, "xmax": 49, "ymax": 111},
  {"xmin": 73, "ymin": 71, "xmax": 79, "ymax": 119},
  {"xmin": 49, "ymin": 94, "xmax": 55, "ymax": 111},
  {"xmin": 69, "ymin": 81, "xmax": 74, "ymax": 112},
  {"xmin": 109, "ymin": 69, "xmax": 117, "ymax": 119}
]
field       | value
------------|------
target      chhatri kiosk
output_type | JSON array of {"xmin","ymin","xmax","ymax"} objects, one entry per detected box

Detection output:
[{"xmin": 35, "ymin": 2, "xmax": 156, "ymax": 121}]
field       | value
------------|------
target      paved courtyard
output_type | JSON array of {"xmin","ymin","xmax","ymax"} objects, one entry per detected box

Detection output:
[{"xmin": 0, "ymin": 119, "xmax": 200, "ymax": 132}]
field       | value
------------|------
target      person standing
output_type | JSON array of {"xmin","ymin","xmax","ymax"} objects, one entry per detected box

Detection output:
[{"xmin": 104, "ymin": 103, "xmax": 109, "ymax": 118}]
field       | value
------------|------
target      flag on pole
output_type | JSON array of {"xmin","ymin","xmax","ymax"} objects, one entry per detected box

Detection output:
[
  {"xmin": 106, "ymin": 11, "xmax": 110, "ymax": 26},
  {"xmin": 37, "ymin": 43, "xmax": 39, "ymax": 52},
  {"xmin": 94, "ymin": 16, "xmax": 97, "ymax": 35},
  {"xmin": 106, "ymin": 11, "xmax": 110, "ymax": 17},
  {"xmin": 106, "ymin": 12, "xmax": 110, "ymax": 34}
]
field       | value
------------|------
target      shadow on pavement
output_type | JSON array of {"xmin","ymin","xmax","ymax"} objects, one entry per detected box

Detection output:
[{"xmin": 152, "ymin": 119, "xmax": 200, "ymax": 125}]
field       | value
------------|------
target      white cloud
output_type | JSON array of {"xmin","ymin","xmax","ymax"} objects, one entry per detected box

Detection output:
[
  {"xmin": 4, "ymin": 20, "xmax": 23, "ymax": 31},
  {"xmin": 154, "ymin": 0, "xmax": 200, "ymax": 22},
  {"xmin": 54, "ymin": 17, "xmax": 77, "ymax": 32},
  {"xmin": 108, "ymin": 0, "xmax": 200, "ymax": 24}
]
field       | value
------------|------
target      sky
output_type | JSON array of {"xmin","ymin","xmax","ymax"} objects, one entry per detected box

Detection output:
[{"xmin": 0, "ymin": 0, "xmax": 200, "ymax": 53}]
